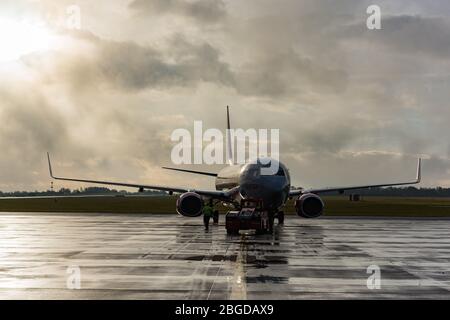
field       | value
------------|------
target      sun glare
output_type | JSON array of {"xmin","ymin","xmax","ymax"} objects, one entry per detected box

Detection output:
[{"xmin": 0, "ymin": 18, "xmax": 56, "ymax": 63}]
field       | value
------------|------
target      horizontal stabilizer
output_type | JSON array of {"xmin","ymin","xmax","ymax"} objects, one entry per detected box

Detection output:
[{"xmin": 162, "ymin": 167, "xmax": 218, "ymax": 177}]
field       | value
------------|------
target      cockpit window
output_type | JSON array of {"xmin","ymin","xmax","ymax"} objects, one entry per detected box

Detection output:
[{"xmin": 276, "ymin": 167, "xmax": 285, "ymax": 176}]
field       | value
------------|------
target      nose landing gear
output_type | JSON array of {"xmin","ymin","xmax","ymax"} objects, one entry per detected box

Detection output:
[
  {"xmin": 225, "ymin": 199, "xmax": 286, "ymax": 235},
  {"xmin": 277, "ymin": 211, "xmax": 285, "ymax": 224},
  {"xmin": 267, "ymin": 210, "xmax": 284, "ymax": 233}
]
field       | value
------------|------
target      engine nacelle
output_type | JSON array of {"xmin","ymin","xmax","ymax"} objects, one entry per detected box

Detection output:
[
  {"xmin": 176, "ymin": 192, "xmax": 204, "ymax": 217},
  {"xmin": 295, "ymin": 193, "xmax": 324, "ymax": 218}
]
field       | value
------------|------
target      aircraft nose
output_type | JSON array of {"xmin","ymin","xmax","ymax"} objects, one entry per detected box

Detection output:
[{"xmin": 240, "ymin": 179, "xmax": 284, "ymax": 200}]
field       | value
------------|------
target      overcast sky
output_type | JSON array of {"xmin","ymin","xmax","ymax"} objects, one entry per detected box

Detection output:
[{"xmin": 0, "ymin": 0, "xmax": 449, "ymax": 191}]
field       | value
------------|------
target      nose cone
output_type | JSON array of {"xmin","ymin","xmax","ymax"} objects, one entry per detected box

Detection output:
[{"xmin": 239, "ymin": 164, "xmax": 288, "ymax": 210}]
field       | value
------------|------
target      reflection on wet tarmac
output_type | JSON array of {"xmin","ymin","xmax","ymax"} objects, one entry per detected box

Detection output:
[{"xmin": 0, "ymin": 213, "xmax": 449, "ymax": 299}]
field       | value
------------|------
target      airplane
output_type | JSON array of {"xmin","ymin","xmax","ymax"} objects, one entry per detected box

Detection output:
[{"xmin": 47, "ymin": 106, "xmax": 421, "ymax": 228}]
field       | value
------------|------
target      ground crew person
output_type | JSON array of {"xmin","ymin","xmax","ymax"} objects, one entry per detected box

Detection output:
[{"xmin": 203, "ymin": 199, "xmax": 214, "ymax": 230}]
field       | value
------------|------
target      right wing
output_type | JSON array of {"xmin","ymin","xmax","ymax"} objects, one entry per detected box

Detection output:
[
  {"xmin": 289, "ymin": 158, "xmax": 421, "ymax": 196},
  {"xmin": 47, "ymin": 153, "xmax": 236, "ymax": 200}
]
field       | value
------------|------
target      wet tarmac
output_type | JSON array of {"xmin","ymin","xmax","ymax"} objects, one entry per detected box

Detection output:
[{"xmin": 0, "ymin": 213, "xmax": 449, "ymax": 299}]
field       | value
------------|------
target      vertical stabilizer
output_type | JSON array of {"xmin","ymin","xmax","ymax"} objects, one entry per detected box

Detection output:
[{"xmin": 226, "ymin": 106, "xmax": 234, "ymax": 165}]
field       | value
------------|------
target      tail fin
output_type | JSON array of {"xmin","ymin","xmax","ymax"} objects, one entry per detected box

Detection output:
[{"xmin": 226, "ymin": 106, "xmax": 234, "ymax": 165}]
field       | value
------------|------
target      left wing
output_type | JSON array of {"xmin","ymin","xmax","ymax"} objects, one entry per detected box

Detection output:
[
  {"xmin": 47, "ymin": 153, "xmax": 235, "ymax": 200},
  {"xmin": 289, "ymin": 158, "xmax": 421, "ymax": 196}
]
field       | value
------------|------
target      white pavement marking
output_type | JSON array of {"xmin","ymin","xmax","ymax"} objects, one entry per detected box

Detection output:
[{"xmin": 230, "ymin": 236, "xmax": 247, "ymax": 300}]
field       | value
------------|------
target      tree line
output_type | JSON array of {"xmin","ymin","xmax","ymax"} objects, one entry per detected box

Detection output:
[
  {"xmin": 318, "ymin": 186, "xmax": 450, "ymax": 197},
  {"xmin": 0, "ymin": 187, "xmax": 167, "ymax": 197},
  {"xmin": 1, "ymin": 186, "xmax": 450, "ymax": 197}
]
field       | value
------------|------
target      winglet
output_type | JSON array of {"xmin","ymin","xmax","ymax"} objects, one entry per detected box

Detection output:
[
  {"xmin": 416, "ymin": 158, "xmax": 421, "ymax": 183},
  {"xmin": 47, "ymin": 152, "xmax": 55, "ymax": 178}
]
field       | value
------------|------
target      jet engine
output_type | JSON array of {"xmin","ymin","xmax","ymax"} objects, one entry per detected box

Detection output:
[
  {"xmin": 295, "ymin": 193, "xmax": 324, "ymax": 218},
  {"xmin": 176, "ymin": 192, "xmax": 204, "ymax": 217}
]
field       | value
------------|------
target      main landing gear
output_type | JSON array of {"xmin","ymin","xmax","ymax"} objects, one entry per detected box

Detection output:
[{"xmin": 268, "ymin": 210, "xmax": 284, "ymax": 233}]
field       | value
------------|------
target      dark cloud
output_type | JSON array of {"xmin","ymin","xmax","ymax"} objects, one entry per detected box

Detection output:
[
  {"xmin": 234, "ymin": 49, "xmax": 348, "ymax": 97},
  {"xmin": 129, "ymin": 0, "xmax": 226, "ymax": 24},
  {"xmin": 24, "ymin": 29, "xmax": 349, "ymax": 100},
  {"xmin": 342, "ymin": 15, "xmax": 450, "ymax": 60},
  {"xmin": 23, "ymin": 31, "xmax": 235, "ymax": 92},
  {"xmin": 1, "ymin": 0, "xmax": 450, "ymax": 190},
  {"xmin": 96, "ymin": 37, "xmax": 234, "ymax": 90}
]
